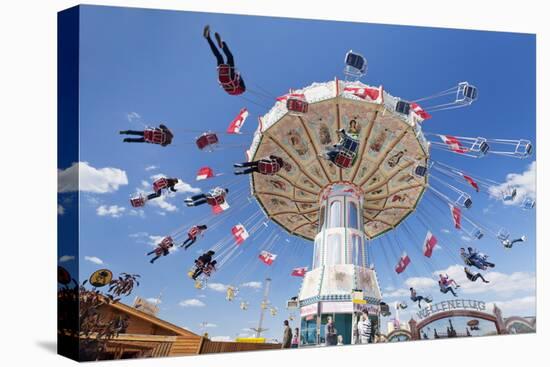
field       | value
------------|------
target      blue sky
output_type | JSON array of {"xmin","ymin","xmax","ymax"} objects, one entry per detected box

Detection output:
[{"xmin": 58, "ymin": 5, "xmax": 535, "ymax": 340}]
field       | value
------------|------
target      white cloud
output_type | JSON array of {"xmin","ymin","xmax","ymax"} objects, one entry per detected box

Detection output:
[
  {"xmin": 129, "ymin": 232, "xmax": 148, "ymax": 238},
  {"xmin": 404, "ymin": 277, "xmax": 437, "ymax": 290},
  {"xmin": 84, "ymin": 256, "xmax": 104, "ymax": 265},
  {"xmin": 201, "ymin": 322, "xmax": 217, "ymax": 328},
  {"xmin": 434, "ymin": 264, "xmax": 535, "ymax": 297},
  {"xmin": 488, "ymin": 161, "xmax": 536, "ymax": 206},
  {"xmin": 58, "ymin": 204, "xmax": 65, "ymax": 215},
  {"xmin": 96, "ymin": 205, "xmax": 126, "ymax": 218},
  {"xmin": 440, "ymin": 228, "xmax": 450, "ymax": 234},
  {"xmin": 211, "ymin": 336, "xmax": 232, "ymax": 342},
  {"xmin": 148, "ymin": 197, "xmax": 177, "ymax": 212},
  {"xmin": 487, "ymin": 296, "xmax": 536, "ymax": 317},
  {"xmin": 207, "ymin": 283, "xmax": 228, "ymax": 292},
  {"xmin": 146, "ymin": 297, "xmax": 162, "ymax": 305},
  {"xmin": 382, "ymin": 288, "xmax": 409, "ymax": 298},
  {"xmin": 461, "ymin": 235, "xmax": 472, "ymax": 242},
  {"xmin": 127, "ymin": 111, "xmax": 141, "ymax": 122},
  {"xmin": 197, "ymin": 294, "xmax": 207, "ymax": 298},
  {"xmin": 241, "ymin": 281, "xmax": 262, "ymax": 289},
  {"xmin": 148, "ymin": 235, "xmax": 165, "ymax": 247},
  {"xmin": 145, "ymin": 165, "xmax": 158, "ymax": 171},
  {"xmin": 58, "ymin": 162, "xmax": 128, "ymax": 194},
  {"xmin": 129, "ymin": 209, "xmax": 145, "ymax": 218},
  {"xmin": 179, "ymin": 299, "xmax": 206, "ymax": 307},
  {"xmin": 174, "ymin": 181, "xmax": 202, "ymax": 194},
  {"xmin": 59, "ymin": 255, "xmax": 75, "ymax": 263}
]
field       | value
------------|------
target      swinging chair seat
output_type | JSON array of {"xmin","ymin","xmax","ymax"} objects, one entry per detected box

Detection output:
[
  {"xmin": 152, "ymin": 177, "xmax": 168, "ymax": 192},
  {"xmin": 130, "ymin": 195, "xmax": 146, "ymax": 208},
  {"xmin": 143, "ymin": 128, "xmax": 167, "ymax": 145},
  {"xmin": 395, "ymin": 100, "xmax": 411, "ymax": 115},
  {"xmin": 196, "ymin": 133, "xmax": 219, "ymax": 150},
  {"xmin": 286, "ymin": 97, "xmax": 309, "ymax": 115}
]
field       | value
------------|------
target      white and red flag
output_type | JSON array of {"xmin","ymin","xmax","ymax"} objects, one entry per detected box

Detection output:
[
  {"xmin": 440, "ymin": 135, "xmax": 468, "ymax": 154},
  {"xmin": 450, "ymin": 205, "xmax": 462, "ymax": 229},
  {"xmin": 276, "ymin": 92, "xmax": 305, "ymax": 103},
  {"xmin": 423, "ymin": 231, "xmax": 438, "ymax": 258},
  {"xmin": 226, "ymin": 108, "xmax": 249, "ymax": 134},
  {"xmin": 343, "ymin": 86, "xmax": 380, "ymax": 101},
  {"xmin": 291, "ymin": 267, "xmax": 308, "ymax": 277},
  {"xmin": 259, "ymin": 250, "xmax": 277, "ymax": 265},
  {"xmin": 461, "ymin": 173, "xmax": 480, "ymax": 192},
  {"xmin": 410, "ymin": 102, "xmax": 432, "ymax": 120},
  {"xmin": 231, "ymin": 223, "xmax": 250, "ymax": 245},
  {"xmin": 196, "ymin": 166, "xmax": 214, "ymax": 181},
  {"xmin": 395, "ymin": 252, "xmax": 411, "ymax": 274}
]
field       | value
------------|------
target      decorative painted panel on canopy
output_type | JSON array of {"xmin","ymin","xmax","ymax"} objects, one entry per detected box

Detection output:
[{"xmin": 249, "ymin": 80, "xmax": 429, "ymax": 240}]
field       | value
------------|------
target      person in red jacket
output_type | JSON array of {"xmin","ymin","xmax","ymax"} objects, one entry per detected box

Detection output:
[
  {"xmin": 146, "ymin": 239, "xmax": 174, "ymax": 264},
  {"xmin": 181, "ymin": 225, "xmax": 208, "ymax": 250},
  {"xmin": 203, "ymin": 25, "xmax": 246, "ymax": 95}
]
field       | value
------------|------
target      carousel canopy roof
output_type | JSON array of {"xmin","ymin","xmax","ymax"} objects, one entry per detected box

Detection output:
[{"xmin": 248, "ymin": 80, "xmax": 430, "ymax": 241}]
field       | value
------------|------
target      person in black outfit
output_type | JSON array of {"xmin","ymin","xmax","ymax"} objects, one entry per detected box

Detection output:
[
  {"xmin": 185, "ymin": 187, "xmax": 228, "ymax": 207},
  {"xmin": 120, "ymin": 124, "xmax": 173, "ymax": 146},
  {"xmin": 233, "ymin": 155, "xmax": 289, "ymax": 175},
  {"xmin": 203, "ymin": 25, "xmax": 246, "ymax": 91},
  {"xmin": 147, "ymin": 177, "xmax": 179, "ymax": 200},
  {"xmin": 464, "ymin": 267, "xmax": 490, "ymax": 283},
  {"xmin": 192, "ymin": 250, "xmax": 215, "ymax": 280}
]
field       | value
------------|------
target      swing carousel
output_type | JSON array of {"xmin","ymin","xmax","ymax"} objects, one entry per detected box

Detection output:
[{"xmin": 244, "ymin": 72, "xmax": 433, "ymax": 344}]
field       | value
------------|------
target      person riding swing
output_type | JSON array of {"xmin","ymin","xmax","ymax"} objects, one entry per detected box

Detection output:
[
  {"xmin": 203, "ymin": 25, "xmax": 246, "ymax": 95},
  {"xmin": 120, "ymin": 124, "xmax": 173, "ymax": 146}
]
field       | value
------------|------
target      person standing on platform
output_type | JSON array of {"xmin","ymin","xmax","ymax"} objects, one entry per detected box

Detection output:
[
  {"xmin": 282, "ymin": 320, "xmax": 292, "ymax": 349},
  {"xmin": 357, "ymin": 311, "xmax": 372, "ymax": 344},
  {"xmin": 325, "ymin": 316, "xmax": 338, "ymax": 346},
  {"xmin": 291, "ymin": 328, "xmax": 299, "ymax": 348}
]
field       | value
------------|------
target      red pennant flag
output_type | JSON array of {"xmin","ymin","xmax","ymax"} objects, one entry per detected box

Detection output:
[
  {"xmin": 395, "ymin": 253, "xmax": 411, "ymax": 274},
  {"xmin": 226, "ymin": 108, "xmax": 249, "ymax": 134},
  {"xmin": 196, "ymin": 166, "xmax": 214, "ymax": 181},
  {"xmin": 276, "ymin": 93, "xmax": 305, "ymax": 102},
  {"xmin": 440, "ymin": 135, "xmax": 468, "ymax": 154},
  {"xmin": 343, "ymin": 86, "xmax": 380, "ymax": 101},
  {"xmin": 259, "ymin": 250, "xmax": 277, "ymax": 265},
  {"xmin": 291, "ymin": 267, "xmax": 308, "ymax": 277},
  {"xmin": 461, "ymin": 173, "xmax": 479, "ymax": 192},
  {"xmin": 451, "ymin": 205, "xmax": 462, "ymax": 229},
  {"xmin": 410, "ymin": 102, "xmax": 432, "ymax": 120},
  {"xmin": 231, "ymin": 224, "xmax": 249, "ymax": 245},
  {"xmin": 423, "ymin": 231, "xmax": 438, "ymax": 258}
]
